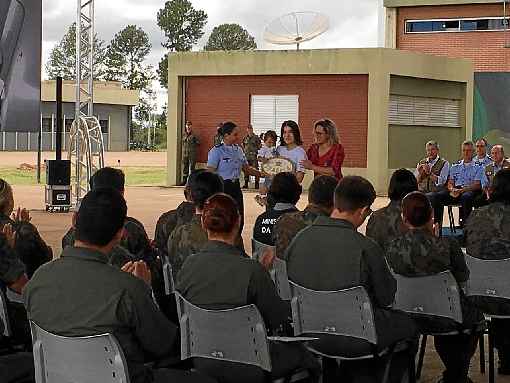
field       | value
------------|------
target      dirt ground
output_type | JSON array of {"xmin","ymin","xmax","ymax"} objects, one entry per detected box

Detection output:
[{"xmin": 8, "ymin": 184, "xmax": 507, "ymax": 383}]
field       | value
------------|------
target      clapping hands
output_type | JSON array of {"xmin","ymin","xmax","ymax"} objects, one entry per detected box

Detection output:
[{"xmin": 122, "ymin": 261, "xmax": 152, "ymax": 286}]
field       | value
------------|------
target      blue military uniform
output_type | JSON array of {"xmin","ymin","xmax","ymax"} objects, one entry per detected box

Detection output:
[
  {"xmin": 473, "ymin": 155, "xmax": 492, "ymax": 168},
  {"xmin": 207, "ymin": 143, "xmax": 248, "ymax": 231}
]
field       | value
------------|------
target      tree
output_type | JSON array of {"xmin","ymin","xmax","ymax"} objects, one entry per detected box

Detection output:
[
  {"xmin": 46, "ymin": 23, "xmax": 107, "ymax": 80},
  {"xmin": 156, "ymin": 0, "xmax": 208, "ymax": 87},
  {"xmin": 104, "ymin": 25, "xmax": 154, "ymax": 91},
  {"xmin": 204, "ymin": 24, "xmax": 257, "ymax": 51}
]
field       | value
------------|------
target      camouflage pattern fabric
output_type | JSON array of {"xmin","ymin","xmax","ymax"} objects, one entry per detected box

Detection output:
[
  {"xmin": 0, "ymin": 232, "xmax": 25, "ymax": 286},
  {"xmin": 273, "ymin": 205, "xmax": 328, "ymax": 261},
  {"xmin": 465, "ymin": 202, "xmax": 510, "ymax": 260},
  {"xmin": 213, "ymin": 133, "xmax": 222, "ymax": 147},
  {"xmin": 242, "ymin": 133, "xmax": 261, "ymax": 161},
  {"xmin": 182, "ymin": 133, "xmax": 200, "ymax": 158},
  {"xmin": 154, "ymin": 202, "xmax": 195, "ymax": 258},
  {"xmin": 366, "ymin": 201, "xmax": 407, "ymax": 252}
]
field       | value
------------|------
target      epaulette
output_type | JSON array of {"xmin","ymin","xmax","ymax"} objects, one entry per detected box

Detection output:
[{"xmin": 214, "ymin": 143, "xmax": 224, "ymax": 148}]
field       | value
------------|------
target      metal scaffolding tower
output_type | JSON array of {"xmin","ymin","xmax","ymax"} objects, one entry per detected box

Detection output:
[{"xmin": 68, "ymin": 0, "xmax": 104, "ymax": 206}]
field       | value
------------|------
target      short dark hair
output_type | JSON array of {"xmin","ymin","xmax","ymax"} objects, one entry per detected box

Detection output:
[
  {"xmin": 334, "ymin": 176, "xmax": 376, "ymax": 212},
  {"xmin": 280, "ymin": 120, "xmax": 303, "ymax": 146},
  {"xmin": 75, "ymin": 189, "xmax": 127, "ymax": 246},
  {"xmin": 388, "ymin": 169, "xmax": 418, "ymax": 201},
  {"xmin": 308, "ymin": 175, "xmax": 338, "ymax": 208},
  {"xmin": 89, "ymin": 167, "xmax": 125, "ymax": 193},
  {"xmin": 269, "ymin": 172, "xmax": 302, "ymax": 205},
  {"xmin": 264, "ymin": 130, "xmax": 277, "ymax": 143},
  {"xmin": 202, "ymin": 193, "xmax": 239, "ymax": 234},
  {"xmin": 401, "ymin": 191, "xmax": 432, "ymax": 227},
  {"xmin": 491, "ymin": 169, "xmax": 510, "ymax": 204},
  {"xmin": 188, "ymin": 170, "xmax": 224, "ymax": 209},
  {"xmin": 220, "ymin": 121, "xmax": 237, "ymax": 136}
]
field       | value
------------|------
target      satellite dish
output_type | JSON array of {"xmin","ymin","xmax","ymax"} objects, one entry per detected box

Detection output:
[{"xmin": 264, "ymin": 12, "xmax": 329, "ymax": 50}]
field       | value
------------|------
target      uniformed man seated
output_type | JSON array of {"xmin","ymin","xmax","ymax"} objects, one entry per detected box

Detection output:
[
  {"xmin": 177, "ymin": 193, "xmax": 320, "ymax": 383},
  {"xmin": 366, "ymin": 169, "xmax": 417, "ymax": 251},
  {"xmin": 286, "ymin": 176, "xmax": 416, "ymax": 382},
  {"xmin": 434, "ymin": 141, "xmax": 483, "ymax": 227},
  {"xmin": 415, "ymin": 140, "xmax": 450, "ymax": 225},
  {"xmin": 24, "ymin": 189, "xmax": 216, "ymax": 383},
  {"xmin": 252, "ymin": 172, "xmax": 301, "ymax": 246},
  {"xmin": 465, "ymin": 168, "xmax": 510, "ymax": 374},
  {"xmin": 475, "ymin": 144, "xmax": 510, "ymax": 207},
  {"xmin": 386, "ymin": 192, "xmax": 483, "ymax": 383},
  {"xmin": 473, "ymin": 138, "xmax": 492, "ymax": 168},
  {"xmin": 273, "ymin": 175, "xmax": 337, "ymax": 261}
]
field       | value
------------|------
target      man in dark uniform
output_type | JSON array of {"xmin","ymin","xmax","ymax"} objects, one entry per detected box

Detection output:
[
  {"xmin": 242, "ymin": 124, "xmax": 261, "ymax": 189},
  {"xmin": 286, "ymin": 176, "xmax": 417, "ymax": 382},
  {"xmin": 252, "ymin": 172, "xmax": 300, "ymax": 246},
  {"xmin": 24, "ymin": 189, "xmax": 214, "ymax": 383},
  {"xmin": 182, "ymin": 121, "xmax": 200, "ymax": 186},
  {"xmin": 273, "ymin": 175, "xmax": 337, "ymax": 260}
]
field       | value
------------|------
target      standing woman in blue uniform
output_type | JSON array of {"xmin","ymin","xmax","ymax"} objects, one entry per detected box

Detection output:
[{"xmin": 207, "ymin": 121, "xmax": 264, "ymax": 232}]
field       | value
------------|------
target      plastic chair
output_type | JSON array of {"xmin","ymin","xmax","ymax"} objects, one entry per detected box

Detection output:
[
  {"xmin": 251, "ymin": 238, "xmax": 274, "ymax": 263},
  {"xmin": 269, "ymin": 258, "xmax": 291, "ymax": 301},
  {"xmin": 289, "ymin": 282, "xmax": 405, "ymax": 383},
  {"xmin": 175, "ymin": 292, "xmax": 308, "ymax": 383},
  {"xmin": 162, "ymin": 255, "xmax": 175, "ymax": 295},
  {"xmin": 465, "ymin": 255, "xmax": 510, "ymax": 383},
  {"xmin": 30, "ymin": 321, "xmax": 130, "ymax": 383},
  {"xmin": 393, "ymin": 271, "xmax": 467, "ymax": 379},
  {"xmin": 0, "ymin": 289, "xmax": 11, "ymax": 337}
]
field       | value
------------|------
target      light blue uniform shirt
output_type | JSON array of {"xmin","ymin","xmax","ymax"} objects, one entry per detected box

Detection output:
[
  {"xmin": 449, "ymin": 160, "xmax": 483, "ymax": 188},
  {"xmin": 207, "ymin": 143, "xmax": 247, "ymax": 181},
  {"xmin": 473, "ymin": 155, "xmax": 492, "ymax": 168}
]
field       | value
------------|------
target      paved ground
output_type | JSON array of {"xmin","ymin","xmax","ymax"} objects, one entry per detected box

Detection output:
[{"xmin": 8, "ymin": 184, "xmax": 508, "ymax": 383}]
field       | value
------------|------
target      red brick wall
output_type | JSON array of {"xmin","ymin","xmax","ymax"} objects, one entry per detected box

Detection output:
[
  {"xmin": 396, "ymin": 4, "xmax": 510, "ymax": 72},
  {"xmin": 185, "ymin": 75, "xmax": 369, "ymax": 168}
]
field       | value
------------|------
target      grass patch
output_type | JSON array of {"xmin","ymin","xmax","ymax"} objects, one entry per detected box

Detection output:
[{"xmin": 0, "ymin": 167, "xmax": 167, "ymax": 186}]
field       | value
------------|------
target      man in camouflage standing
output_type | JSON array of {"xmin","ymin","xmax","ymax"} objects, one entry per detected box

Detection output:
[
  {"xmin": 242, "ymin": 124, "xmax": 261, "ymax": 189},
  {"xmin": 181, "ymin": 121, "xmax": 200, "ymax": 185}
]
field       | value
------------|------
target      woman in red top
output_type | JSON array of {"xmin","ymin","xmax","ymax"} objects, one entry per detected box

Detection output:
[{"xmin": 301, "ymin": 118, "xmax": 345, "ymax": 180}]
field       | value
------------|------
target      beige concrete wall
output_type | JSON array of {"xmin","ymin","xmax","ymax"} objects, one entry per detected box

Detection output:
[
  {"xmin": 167, "ymin": 48, "xmax": 473, "ymax": 194},
  {"xmin": 384, "ymin": 0, "xmax": 499, "ymax": 6},
  {"xmin": 41, "ymin": 80, "xmax": 139, "ymax": 107}
]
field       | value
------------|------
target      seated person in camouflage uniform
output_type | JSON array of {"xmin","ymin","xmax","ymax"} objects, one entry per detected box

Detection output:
[
  {"xmin": 273, "ymin": 175, "xmax": 337, "ymax": 260},
  {"xmin": 154, "ymin": 183, "xmax": 194, "ymax": 259},
  {"xmin": 177, "ymin": 193, "xmax": 320, "ymax": 383},
  {"xmin": 252, "ymin": 172, "xmax": 301, "ymax": 246},
  {"xmin": 465, "ymin": 168, "xmax": 510, "ymax": 374},
  {"xmin": 366, "ymin": 168, "xmax": 417, "ymax": 251},
  {"xmin": 286, "ymin": 176, "xmax": 416, "ymax": 383},
  {"xmin": 386, "ymin": 192, "xmax": 483, "ymax": 383}
]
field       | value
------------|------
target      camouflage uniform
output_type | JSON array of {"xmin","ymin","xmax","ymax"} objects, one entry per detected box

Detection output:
[
  {"xmin": 242, "ymin": 133, "xmax": 261, "ymax": 188},
  {"xmin": 167, "ymin": 214, "xmax": 245, "ymax": 280},
  {"xmin": 213, "ymin": 132, "xmax": 223, "ymax": 147},
  {"xmin": 273, "ymin": 205, "xmax": 329, "ymax": 260},
  {"xmin": 154, "ymin": 202, "xmax": 195, "ymax": 259},
  {"xmin": 182, "ymin": 132, "xmax": 200, "ymax": 181},
  {"xmin": 366, "ymin": 200, "xmax": 407, "ymax": 252}
]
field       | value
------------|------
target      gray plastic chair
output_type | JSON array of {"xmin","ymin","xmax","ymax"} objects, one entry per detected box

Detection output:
[
  {"xmin": 30, "ymin": 321, "xmax": 130, "ymax": 383},
  {"xmin": 393, "ymin": 271, "xmax": 464, "ymax": 380},
  {"xmin": 162, "ymin": 256, "xmax": 175, "ymax": 295},
  {"xmin": 0, "ymin": 288, "xmax": 11, "ymax": 337},
  {"xmin": 251, "ymin": 238, "xmax": 274, "ymax": 263},
  {"xmin": 465, "ymin": 254, "xmax": 510, "ymax": 383},
  {"xmin": 270, "ymin": 258, "xmax": 291, "ymax": 301}
]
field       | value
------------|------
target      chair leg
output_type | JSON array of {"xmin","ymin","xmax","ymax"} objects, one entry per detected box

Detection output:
[
  {"xmin": 448, "ymin": 206, "xmax": 456, "ymax": 234},
  {"xmin": 479, "ymin": 332, "xmax": 486, "ymax": 374},
  {"xmin": 489, "ymin": 323, "xmax": 495, "ymax": 383},
  {"xmin": 382, "ymin": 352, "xmax": 394, "ymax": 383},
  {"xmin": 416, "ymin": 335, "xmax": 427, "ymax": 380}
]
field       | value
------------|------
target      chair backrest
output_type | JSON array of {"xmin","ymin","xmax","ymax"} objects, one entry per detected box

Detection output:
[
  {"xmin": 6, "ymin": 288, "xmax": 23, "ymax": 304},
  {"xmin": 465, "ymin": 254, "xmax": 510, "ymax": 300},
  {"xmin": 393, "ymin": 271, "xmax": 463, "ymax": 324},
  {"xmin": 289, "ymin": 281, "xmax": 377, "ymax": 344},
  {"xmin": 30, "ymin": 321, "xmax": 130, "ymax": 383},
  {"xmin": 162, "ymin": 256, "xmax": 175, "ymax": 295},
  {"xmin": 251, "ymin": 238, "xmax": 274, "ymax": 263},
  {"xmin": 175, "ymin": 292, "xmax": 272, "ymax": 372},
  {"xmin": 270, "ymin": 258, "xmax": 291, "ymax": 300},
  {"xmin": 0, "ymin": 288, "xmax": 11, "ymax": 337}
]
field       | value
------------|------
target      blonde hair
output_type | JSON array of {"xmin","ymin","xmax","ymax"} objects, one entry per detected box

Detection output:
[
  {"xmin": 0, "ymin": 179, "xmax": 12, "ymax": 215},
  {"xmin": 314, "ymin": 118, "xmax": 339, "ymax": 145}
]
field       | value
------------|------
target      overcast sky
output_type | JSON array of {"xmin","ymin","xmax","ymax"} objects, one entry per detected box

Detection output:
[{"xmin": 42, "ymin": 0, "xmax": 383, "ymax": 107}]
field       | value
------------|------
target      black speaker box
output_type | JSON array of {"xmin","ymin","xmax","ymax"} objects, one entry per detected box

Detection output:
[{"xmin": 45, "ymin": 160, "xmax": 71, "ymax": 186}]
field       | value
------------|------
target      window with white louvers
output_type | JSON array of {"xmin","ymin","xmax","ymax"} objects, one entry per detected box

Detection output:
[
  {"xmin": 388, "ymin": 94, "xmax": 461, "ymax": 128},
  {"xmin": 250, "ymin": 95, "xmax": 299, "ymax": 137}
]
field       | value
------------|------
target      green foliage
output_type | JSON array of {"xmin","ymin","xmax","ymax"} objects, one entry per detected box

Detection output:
[
  {"xmin": 156, "ymin": 0, "xmax": 207, "ymax": 87},
  {"xmin": 204, "ymin": 23, "xmax": 257, "ymax": 51},
  {"xmin": 46, "ymin": 23, "xmax": 107, "ymax": 80}
]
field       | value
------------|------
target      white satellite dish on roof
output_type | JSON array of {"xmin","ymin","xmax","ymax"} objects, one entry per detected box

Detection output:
[{"xmin": 264, "ymin": 11, "xmax": 329, "ymax": 50}]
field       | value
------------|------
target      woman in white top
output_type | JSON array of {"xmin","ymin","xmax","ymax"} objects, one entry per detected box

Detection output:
[{"xmin": 276, "ymin": 120, "xmax": 307, "ymax": 184}]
